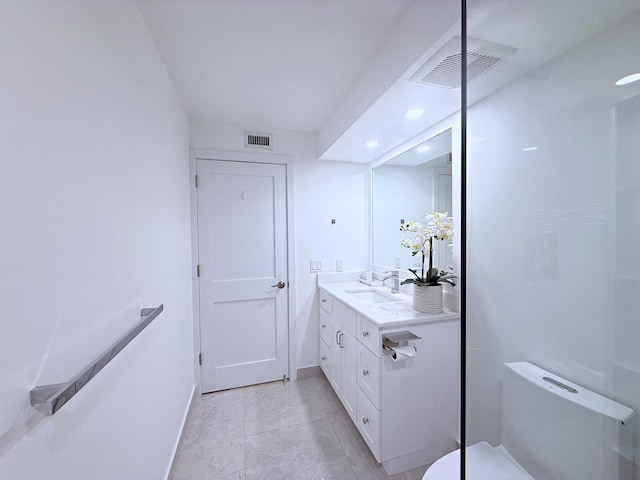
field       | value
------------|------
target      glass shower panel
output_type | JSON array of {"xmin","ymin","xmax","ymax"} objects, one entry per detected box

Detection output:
[{"xmin": 465, "ymin": 1, "xmax": 640, "ymax": 478}]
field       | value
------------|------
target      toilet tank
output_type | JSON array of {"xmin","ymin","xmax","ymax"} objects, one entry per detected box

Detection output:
[{"xmin": 501, "ymin": 362, "xmax": 634, "ymax": 480}]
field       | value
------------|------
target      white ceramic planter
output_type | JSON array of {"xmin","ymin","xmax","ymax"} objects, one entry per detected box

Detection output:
[{"xmin": 413, "ymin": 283, "xmax": 443, "ymax": 313}]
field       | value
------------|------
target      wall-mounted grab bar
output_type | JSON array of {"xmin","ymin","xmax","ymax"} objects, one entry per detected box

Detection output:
[{"xmin": 30, "ymin": 304, "xmax": 164, "ymax": 416}]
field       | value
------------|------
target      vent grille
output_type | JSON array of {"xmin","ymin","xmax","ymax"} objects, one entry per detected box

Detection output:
[
  {"xmin": 245, "ymin": 131, "xmax": 273, "ymax": 149},
  {"xmin": 410, "ymin": 36, "xmax": 517, "ymax": 89}
]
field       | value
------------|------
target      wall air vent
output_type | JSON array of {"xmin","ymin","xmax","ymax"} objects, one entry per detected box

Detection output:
[
  {"xmin": 410, "ymin": 36, "xmax": 517, "ymax": 89},
  {"xmin": 245, "ymin": 131, "xmax": 273, "ymax": 150}
]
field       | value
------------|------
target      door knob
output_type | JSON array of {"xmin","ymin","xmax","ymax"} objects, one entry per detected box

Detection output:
[{"xmin": 271, "ymin": 281, "xmax": 286, "ymax": 289}]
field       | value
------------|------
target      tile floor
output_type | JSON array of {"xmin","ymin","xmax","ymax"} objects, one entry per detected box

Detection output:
[{"xmin": 170, "ymin": 373, "xmax": 431, "ymax": 480}]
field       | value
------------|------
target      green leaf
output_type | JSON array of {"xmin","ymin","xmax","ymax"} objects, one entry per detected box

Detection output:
[
  {"xmin": 400, "ymin": 278, "xmax": 416, "ymax": 285},
  {"xmin": 427, "ymin": 267, "xmax": 439, "ymax": 278},
  {"xmin": 407, "ymin": 268, "xmax": 422, "ymax": 281},
  {"xmin": 438, "ymin": 274, "xmax": 458, "ymax": 282}
]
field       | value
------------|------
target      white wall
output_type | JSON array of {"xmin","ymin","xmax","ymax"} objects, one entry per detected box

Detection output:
[
  {"xmin": 0, "ymin": 2, "xmax": 193, "ymax": 479},
  {"xmin": 189, "ymin": 120, "xmax": 369, "ymax": 371},
  {"xmin": 466, "ymin": 8, "xmax": 640, "ymax": 472}
]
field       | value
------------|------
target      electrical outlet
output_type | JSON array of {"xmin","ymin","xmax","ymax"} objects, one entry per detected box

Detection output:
[
  {"xmin": 310, "ymin": 260, "xmax": 322, "ymax": 273},
  {"xmin": 336, "ymin": 259, "xmax": 344, "ymax": 272},
  {"xmin": 413, "ymin": 256, "xmax": 422, "ymax": 267},
  {"xmin": 394, "ymin": 257, "xmax": 401, "ymax": 268}
]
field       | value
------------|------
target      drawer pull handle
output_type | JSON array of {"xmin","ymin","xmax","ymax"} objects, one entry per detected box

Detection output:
[
  {"xmin": 321, "ymin": 299, "xmax": 327, "ymax": 303},
  {"xmin": 362, "ymin": 331, "xmax": 369, "ymax": 337},
  {"xmin": 321, "ymin": 356, "xmax": 327, "ymax": 361},
  {"xmin": 362, "ymin": 369, "xmax": 369, "ymax": 376},
  {"xmin": 362, "ymin": 417, "xmax": 369, "ymax": 425},
  {"xmin": 321, "ymin": 324, "xmax": 327, "ymax": 328}
]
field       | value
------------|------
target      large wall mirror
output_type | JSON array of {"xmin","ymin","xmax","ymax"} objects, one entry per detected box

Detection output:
[{"xmin": 372, "ymin": 128, "xmax": 453, "ymax": 272}]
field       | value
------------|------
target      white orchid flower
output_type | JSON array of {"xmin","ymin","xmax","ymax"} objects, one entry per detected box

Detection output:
[{"xmin": 400, "ymin": 212, "xmax": 456, "ymax": 285}]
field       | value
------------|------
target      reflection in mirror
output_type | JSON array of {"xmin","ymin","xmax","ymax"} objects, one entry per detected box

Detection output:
[{"xmin": 372, "ymin": 128, "xmax": 452, "ymax": 272}]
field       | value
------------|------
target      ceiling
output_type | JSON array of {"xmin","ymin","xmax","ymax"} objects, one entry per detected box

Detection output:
[
  {"xmin": 135, "ymin": 0, "xmax": 462, "ymax": 162},
  {"xmin": 136, "ymin": 0, "xmax": 640, "ymax": 164},
  {"xmin": 135, "ymin": 0, "xmax": 415, "ymax": 132}
]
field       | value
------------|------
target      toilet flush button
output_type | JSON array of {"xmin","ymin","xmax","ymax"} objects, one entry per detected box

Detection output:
[{"xmin": 543, "ymin": 376, "xmax": 578, "ymax": 393}]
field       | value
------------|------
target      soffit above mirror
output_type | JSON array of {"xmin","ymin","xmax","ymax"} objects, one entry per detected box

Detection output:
[{"xmin": 319, "ymin": 0, "xmax": 638, "ymax": 164}]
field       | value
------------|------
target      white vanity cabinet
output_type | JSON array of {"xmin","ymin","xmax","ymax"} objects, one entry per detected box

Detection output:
[{"xmin": 318, "ymin": 284, "xmax": 459, "ymax": 476}]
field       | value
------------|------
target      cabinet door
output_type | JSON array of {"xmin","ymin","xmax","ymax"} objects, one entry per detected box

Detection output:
[
  {"xmin": 329, "ymin": 319, "xmax": 342, "ymax": 398},
  {"xmin": 333, "ymin": 299, "xmax": 357, "ymax": 336},
  {"xmin": 341, "ymin": 330, "xmax": 357, "ymax": 423}
]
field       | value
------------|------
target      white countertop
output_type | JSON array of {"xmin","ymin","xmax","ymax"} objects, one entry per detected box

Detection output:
[{"xmin": 318, "ymin": 281, "xmax": 459, "ymax": 328}]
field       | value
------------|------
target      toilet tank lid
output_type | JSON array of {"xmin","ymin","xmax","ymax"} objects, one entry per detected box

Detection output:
[{"xmin": 505, "ymin": 362, "xmax": 634, "ymax": 424}]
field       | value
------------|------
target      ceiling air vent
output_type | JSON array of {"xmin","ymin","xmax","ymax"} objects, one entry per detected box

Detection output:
[
  {"xmin": 410, "ymin": 36, "xmax": 517, "ymax": 89},
  {"xmin": 245, "ymin": 131, "xmax": 273, "ymax": 150}
]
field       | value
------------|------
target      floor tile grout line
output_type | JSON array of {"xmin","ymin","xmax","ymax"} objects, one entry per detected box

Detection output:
[
  {"xmin": 327, "ymin": 412, "xmax": 359, "ymax": 479},
  {"xmin": 244, "ymin": 413, "xmax": 330, "ymax": 439}
]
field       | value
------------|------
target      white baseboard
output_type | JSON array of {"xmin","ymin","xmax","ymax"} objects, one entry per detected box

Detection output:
[{"xmin": 164, "ymin": 385, "xmax": 196, "ymax": 480}]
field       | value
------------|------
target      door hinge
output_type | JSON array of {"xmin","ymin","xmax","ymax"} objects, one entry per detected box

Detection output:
[
  {"xmin": 196, "ymin": 265, "xmax": 200, "ymax": 277},
  {"xmin": 199, "ymin": 353, "xmax": 202, "ymax": 365},
  {"xmin": 195, "ymin": 175, "xmax": 199, "ymax": 188}
]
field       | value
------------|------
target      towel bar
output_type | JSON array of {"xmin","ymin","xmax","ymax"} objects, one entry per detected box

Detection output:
[{"xmin": 30, "ymin": 304, "xmax": 164, "ymax": 416}]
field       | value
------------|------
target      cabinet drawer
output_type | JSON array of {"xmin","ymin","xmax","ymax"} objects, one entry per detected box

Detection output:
[
  {"xmin": 357, "ymin": 386, "xmax": 381, "ymax": 462},
  {"xmin": 357, "ymin": 315, "xmax": 380, "ymax": 356},
  {"xmin": 357, "ymin": 342, "xmax": 381, "ymax": 408},
  {"xmin": 319, "ymin": 338, "xmax": 330, "ymax": 378},
  {"xmin": 319, "ymin": 308, "xmax": 330, "ymax": 344},
  {"xmin": 319, "ymin": 290, "xmax": 332, "ymax": 313}
]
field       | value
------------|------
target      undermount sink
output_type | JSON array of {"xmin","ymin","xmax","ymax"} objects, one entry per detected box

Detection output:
[{"xmin": 344, "ymin": 289, "xmax": 401, "ymax": 304}]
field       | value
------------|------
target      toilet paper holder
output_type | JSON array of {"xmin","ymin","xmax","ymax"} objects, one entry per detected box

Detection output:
[{"xmin": 382, "ymin": 331, "xmax": 420, "ymax": 357}]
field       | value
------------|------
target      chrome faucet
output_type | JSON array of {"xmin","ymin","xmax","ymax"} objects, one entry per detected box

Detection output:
[{"xmin": 383, "ymin": 270, "xmax": 400, "ymax": 293}]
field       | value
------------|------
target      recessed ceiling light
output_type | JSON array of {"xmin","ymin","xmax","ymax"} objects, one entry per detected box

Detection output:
[
  {"xmin": 416, "ymin": 145, "xmax": 431, "ymax": 153},
  {"xmin": 616, "ymin": 73, "xmax": 640, "ymax": 86},
  {"xmin": 522, "ymin": 146, "xmax": 538, "ymax": 152},
  {"xmin": 405, "ymin": 108, "xmax": 424, "ymax": 119},
  {"xmin": 365, "ymin": 139, "xmax": 380, "ymax": 148}
]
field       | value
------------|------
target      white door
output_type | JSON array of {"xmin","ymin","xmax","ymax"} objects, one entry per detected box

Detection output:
[{"xmin": 196, "ymin": 159, "xmax": 289, "ymax": 392}]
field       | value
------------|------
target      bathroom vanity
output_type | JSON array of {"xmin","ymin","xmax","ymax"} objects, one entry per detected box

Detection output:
[{"xmin": 318, "ymin": 279, "xmax": 459, "ymax": 475}]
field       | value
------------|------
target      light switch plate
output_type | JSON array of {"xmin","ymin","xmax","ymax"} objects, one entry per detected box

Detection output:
[
  {"xmin": 310, "ymin": 260, "xmax": 322, "ymax": 273},
  {"xmin": 394, "ymin": 257, "xmax": 401, "ymax": 268},
  {"xmin": 336, "ymin": 259, "xmax": 344, "ymax": 272}
]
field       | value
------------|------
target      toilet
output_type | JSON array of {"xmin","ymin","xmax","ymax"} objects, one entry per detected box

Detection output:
[{"xmin": 424, "ymin": 362, "xmax": 635, "ymax": 480}]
